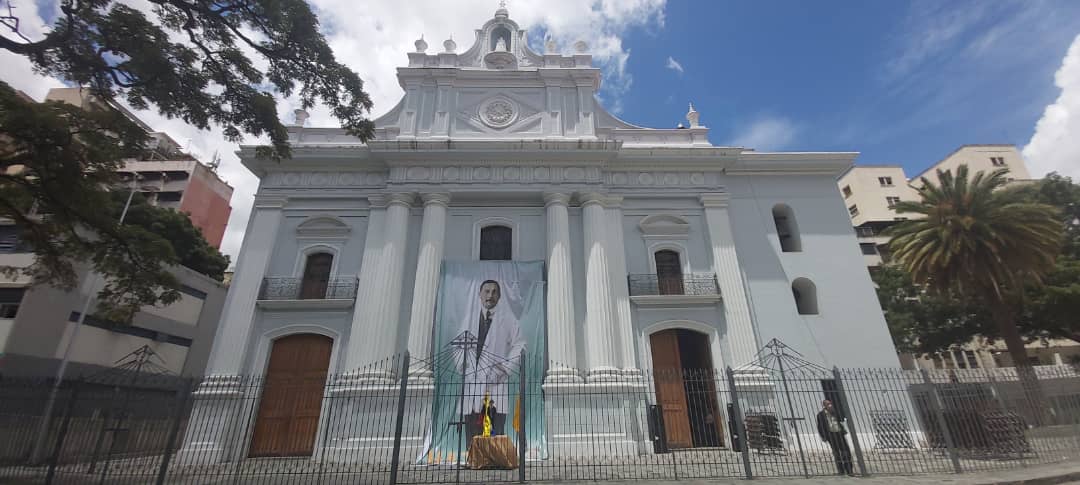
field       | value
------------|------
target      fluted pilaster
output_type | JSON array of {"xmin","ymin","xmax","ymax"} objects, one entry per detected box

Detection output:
[{"xmin": 701, "ymin": 193, "xmax": 758, "ymax": 366}]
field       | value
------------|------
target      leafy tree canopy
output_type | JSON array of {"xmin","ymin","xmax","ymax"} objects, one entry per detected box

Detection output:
[
  {"xmin": 878, "ymin": 171, "xmax": 1078, "ymax": 358},
  {"xmin": 1, "ymin": 0, "xmax": 374, "ymax": 160},
  {"xmin": 1, "ymin": 0, "xmax": 373, "ymax": 321}
]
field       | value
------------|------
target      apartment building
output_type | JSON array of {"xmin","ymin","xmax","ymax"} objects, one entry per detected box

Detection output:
[
  {"xmin": 44, "ymin": 88, "xmax": 234, "ymax": 248},
  {"xmin": 0, "ymin": 89, "xmax": 232, "ymax": 378},
  {"xmin": 837, "ymin": 165, "xmax": 919, "ymax": 266}
]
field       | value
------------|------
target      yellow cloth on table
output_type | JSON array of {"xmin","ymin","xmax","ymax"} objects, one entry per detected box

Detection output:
[{"xmin": 467, "ymin": 435, "xmax": 518, "ymax": 470}]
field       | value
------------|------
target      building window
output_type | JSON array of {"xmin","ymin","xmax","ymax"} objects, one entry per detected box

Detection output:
[
  {"xmin": 300, "ymin": 252, "xmax": 333, "ymax": 299},
  {"xmin": 848, "ymin": 205, "xmax": 859, "ymax": 217},
  {"xmin": 792, "ymin": 278, "xmax": 819, "ymax": 315},
  {"xmin": 771, "ymin": 204, "xmax": 802, "ymax": 252},
  {"xmin": 654, "ymin": 250, "xmax": 684, "ymax": 295},
  {"xmin": 859, "ymin": 243, "xmax": 878, "ymax": 255},
  {"xmin": 842, "ymin": 185, "xmax": 852, "ymax": 198},
  {"xmin": 0, "ymin": 288, "xmax": 26, "ymax": 319},
  {"xmin": 855, "ymin": 226, "xmax": 875, "ymax": 237},
  {"xmin": 990, "ymin": 157, "xmax": 1006, "ymax": 167},
  {"xmin": 878, "ymin": 176, "xmax": 894, "ymax": 187},
  {"xmin": 886, "ymin": 196, "xmax": 901, "ymax": 208},
  {"xmin": 0, "ymin": 225, "xmax": 26, "ymax": 253},
  {"xmin": 479, "ymin": 225, "xmax": 513, "ymax": 260}
]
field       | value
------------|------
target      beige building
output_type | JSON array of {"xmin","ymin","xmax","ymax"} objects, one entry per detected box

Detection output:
[
  {"xmin": 910, "ymin": 144, "xmax": 1032, "ymax": 185},
  {"xmin": 837, "ymin": 165, "xmax": 919, "ymax": 266},
  {"xmin": 839, "ymin": 144, "xmax": 1080, "ymax": 370}
]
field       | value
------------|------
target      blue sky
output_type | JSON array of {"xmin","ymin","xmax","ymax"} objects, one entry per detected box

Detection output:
[
  {"xmin": 6, "ymin": 0, "xmax": 1080, "ymax": 258},
  {"xmin": 608, "ymin": 0, "xmax": 1080, "ymax": 176}
]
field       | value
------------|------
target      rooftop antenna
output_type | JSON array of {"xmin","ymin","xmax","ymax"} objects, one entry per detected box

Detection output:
[{"xmin": 209, "ymin": 150, "xmax": 221, "ymax": 171}]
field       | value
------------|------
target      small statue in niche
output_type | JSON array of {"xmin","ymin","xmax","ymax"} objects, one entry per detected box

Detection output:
[{"xmin": 495, "ymin": 36, "xmax": 508, "ymax": 52}]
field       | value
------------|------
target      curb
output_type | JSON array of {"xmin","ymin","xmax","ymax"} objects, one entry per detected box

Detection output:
[{"xmin": 990, "ymin": 471, "xmax": 1080, "ymax": 485}]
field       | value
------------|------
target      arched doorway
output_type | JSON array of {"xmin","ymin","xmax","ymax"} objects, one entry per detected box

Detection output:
[
  {"xmin": 249, "ymin": 333, "xmax": 333, "ymax": 457},
  {"xmin": 649, "ymin": 329, "xmax": 724, "ymax": 449}
]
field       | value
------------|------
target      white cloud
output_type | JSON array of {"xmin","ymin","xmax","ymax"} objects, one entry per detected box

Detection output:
[
  {"xmin": 1023, "ymin": 34, "xmax": 1080, "ymax": 181},
  {"xmin": 725, "ymin": 117, "xmax": 800, "ymax": 151},
  {"xmin": 665, "ymin": 56, "xmax": 683, "ymax": 75},
  {"xmin": 0, "ymin": 0, "xmax": 667, "ymax": 261}
]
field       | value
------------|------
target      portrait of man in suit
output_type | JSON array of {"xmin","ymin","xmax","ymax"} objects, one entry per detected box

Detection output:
[{"xmin": 463, "ymin": 279, "xmax": 526, "ymax": 440}]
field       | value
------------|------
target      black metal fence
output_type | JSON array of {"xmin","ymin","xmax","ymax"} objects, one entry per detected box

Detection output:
[{"xmin": 1, "ymin": 360, "xmax": 1079, "ymax": 484}]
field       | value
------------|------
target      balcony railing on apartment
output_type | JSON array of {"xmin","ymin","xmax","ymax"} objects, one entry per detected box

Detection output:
[
  {"xmin": 627, "ymin": 273, "xmax": 720, "ymax": 297},
  {"xmin": 257, "ymin": 276, "xmax": 358, "ymax": 301}
]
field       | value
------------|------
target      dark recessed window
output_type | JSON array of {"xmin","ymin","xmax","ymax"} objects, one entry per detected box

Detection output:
[
  {"xmin": 772, "ymin": 204, "xmax": 802, "ymax": 252},
  {"xmin": 480, "ymin": 225, "xmax": 512, "ymax": 260},
  {"xmin": 300, "ymin": 252, "xmax": 333, "ymax": 299}
]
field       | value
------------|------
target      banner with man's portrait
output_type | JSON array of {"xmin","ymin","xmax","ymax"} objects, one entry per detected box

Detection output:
[{"xmin": 419, "ymin": 260, "xmax": 547, "ymax": 464}]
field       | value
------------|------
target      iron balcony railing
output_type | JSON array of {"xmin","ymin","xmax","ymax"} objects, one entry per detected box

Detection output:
[
  {"xmin": 257, "ymin": 276, "xmax": 358, "ymax": 301},
  {"xmin": 627, "ymin": 273, "xmax": 720, "ymax": 297}
]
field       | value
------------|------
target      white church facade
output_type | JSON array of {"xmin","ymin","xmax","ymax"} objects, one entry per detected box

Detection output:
[{"xmin": 181, "ymin": 6, "xmax": 899, "ymax": 463}]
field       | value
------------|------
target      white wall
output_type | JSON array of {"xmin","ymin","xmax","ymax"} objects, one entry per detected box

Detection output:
[{"xmin": 728, "ymin": 174, "xmax": 900, "ymax": 368}]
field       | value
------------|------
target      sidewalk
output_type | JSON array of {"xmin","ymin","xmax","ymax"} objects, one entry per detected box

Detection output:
[{"xmin": 531, "ymin": 460, "xmax": 1080, "ymax": 485}]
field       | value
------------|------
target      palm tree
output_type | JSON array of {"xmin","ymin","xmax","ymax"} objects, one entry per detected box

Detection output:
[{"xmin": 888, "ymin": 165, "xmax": 1061, "ymax": 414}]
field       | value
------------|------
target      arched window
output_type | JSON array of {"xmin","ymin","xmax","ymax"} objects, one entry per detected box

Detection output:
[
  {"xmin": 791, "ymin": 278, "xmax": 818, "ymax": 315},
  {"xmin": 654, "ymin": 250, "xmax": 684, "ymax": 295},
  {"xmin": 479, "ymin": 225, "xmax": 512, "ymax": 260},
  {"xmin": 772, "ymin": 204, "xmax": 802, "ymax": 252},
  {"xmin": 300, "ymin": 252, "xmax": 333, "ymax": 299}
]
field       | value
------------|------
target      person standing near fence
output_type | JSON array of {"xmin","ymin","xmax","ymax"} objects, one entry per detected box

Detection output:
[{"xmin": 817, "ymin": 399, "xmax": 854, "ymax": 476}]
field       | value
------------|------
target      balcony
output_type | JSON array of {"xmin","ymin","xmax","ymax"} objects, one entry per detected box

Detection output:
[
  {"xmin": 256, "ymin": 276, "xmax": 358, "ymax": 310},
  {"xmin": 627, "ymin": 274, "xmax": 722, "ymax": 306}
]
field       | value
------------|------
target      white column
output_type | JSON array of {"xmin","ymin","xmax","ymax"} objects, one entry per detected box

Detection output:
[
  {"xmin": 204, "ymin": 195, "xmax": 286, "ymax": 376},
  {"xmin": 344, "ymin": 197, "xmax": 387, "ymax": 370},
  {"xmin": 544, "ymin": 192, "xmax": 580, "ymax": 382},
  {"xmin": 368, "ymin": 193, "xmax": 414, "ymax": 360},
  {"xmin": 700, "ymin": 193, "xmax": 758, "ymax": 366},
  {"xmin": 581, "ymin": 192, "xmax": 620, "ymax": 381},
  {"xmin": 406, "ymin": 192, "xmax": 450, "ymax": 380},
  {"xmin": 605, "ymin": 196, "xmax": 640, "ymax": 377}
]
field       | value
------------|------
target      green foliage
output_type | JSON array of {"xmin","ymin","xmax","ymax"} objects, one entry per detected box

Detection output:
[
  {"xmin": 2, "ymin": 0, "xmax": 374, "ymax": 160},
  {"xmin": 1, "ymin": 0, "xmax": 370, "ymax": 321},
  {"xmin": 107, "ymin": 191, "xmax": 230, "ymax": 281},
  {"xmin": 870, "ymin": 266, "xmax": 990, "ymax": 355},
  {"xmin": 0, "ymin": 82, "xmax": 178, "ymax": 322},
  {"xmin": 888, "ymin": 165, "xmax": 1061, "ymax": 300},
  {"xmin": 882, "ymin": 166, "xmax": 1068, "ymax": 366}
]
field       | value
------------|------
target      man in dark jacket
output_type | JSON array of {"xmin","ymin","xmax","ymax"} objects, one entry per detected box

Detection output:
[{"xmin": 816, "ymin": 399, "xmax": 854, "ymax": 475}]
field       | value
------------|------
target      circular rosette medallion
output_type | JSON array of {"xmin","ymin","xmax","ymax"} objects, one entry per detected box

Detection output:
[{"xmin": 479, "ymin": 97, "xmax": 518, "ymax": 129}]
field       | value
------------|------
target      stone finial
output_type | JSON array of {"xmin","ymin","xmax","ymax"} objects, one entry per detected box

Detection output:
[
  {"xmin": 545, "ymin": 37, "xmax": 558, "ymax": 54},
  {"xmin": 414, "ymin": 35, "xmax": 428, "ymax": 53},
  {"xmin": 573, "ymin": 40, "xmax": 588, "ymax": 53},
  {"xmin": 293, "ymin": 109, "xmax": 309, "ymax": 127},
  {"xmin": 686, "ymin": 102, "xmax": 700, "ymax": 128},
  {"xmin": 495, "ymin": 0, "xmax": 509, "ymax": 19},
  {"xmin": 443, "ymin": 37, "xmax": 457, "ymax": 54}
]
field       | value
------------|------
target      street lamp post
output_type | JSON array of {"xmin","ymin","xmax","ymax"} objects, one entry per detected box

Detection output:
[{"xmin": 29, "ymin": 182, "xmax": 148, "ymax": 464}]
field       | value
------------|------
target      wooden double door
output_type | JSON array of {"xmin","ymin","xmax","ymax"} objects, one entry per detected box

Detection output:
[
  {"xmin": 249, "ymin": 334, "xmax": 333, "ymax": 457},
  {"xmin": 650, "ymin": 329, "xmax": 725, "ymax": 449}
]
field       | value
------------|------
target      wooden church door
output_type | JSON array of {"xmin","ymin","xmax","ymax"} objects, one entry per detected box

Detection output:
[
  {"xmin": 249, "ymin": 334, "xmax": 333, "ymax": 457},
  {"xmin": 650, "ymin": 330, "xmax": 693, "ymax": 449}
]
